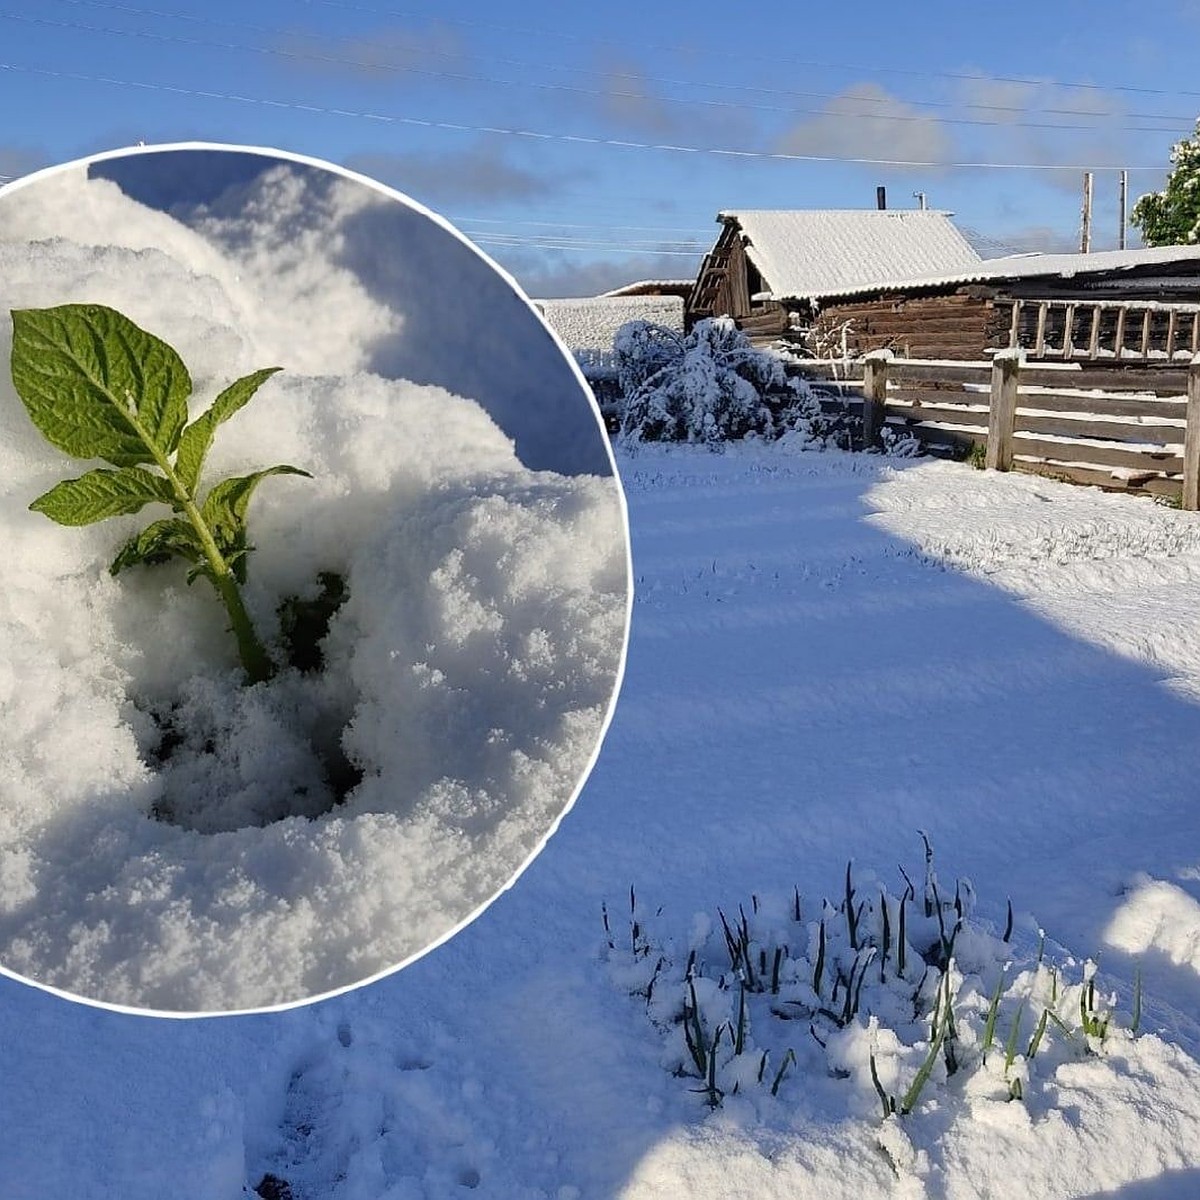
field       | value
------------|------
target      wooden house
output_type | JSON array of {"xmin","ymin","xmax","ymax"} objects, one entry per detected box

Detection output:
[
  {"xmin": 687, "ymin": 209, "xmax": 982, "ymax": 339},
  {"xmin": 807, "ymin": 245, "xmax": 1200, "ymax": 363},
  {"xmin": 689, "ymin": 208, "xmax": 1200, "ymax": 363}
]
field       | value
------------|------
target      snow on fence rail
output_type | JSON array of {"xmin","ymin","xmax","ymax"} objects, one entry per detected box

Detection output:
[{"xmin": 796, "ymin": 352, "xmax": 1200, "ymax": 509}]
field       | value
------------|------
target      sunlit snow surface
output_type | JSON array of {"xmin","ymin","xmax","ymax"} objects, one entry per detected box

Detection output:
[
  {"xmin": 8, "ymin": 444, "xmax": 1200, "ymax": 1197},
  {"xmin": 0, "ymin": 153, "xmax": 629, "ymax": 1011}
]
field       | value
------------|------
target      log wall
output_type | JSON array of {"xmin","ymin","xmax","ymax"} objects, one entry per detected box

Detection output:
[{"xmin": 812, "ymin": 291, "xmax": 1001, "ymax": 360}]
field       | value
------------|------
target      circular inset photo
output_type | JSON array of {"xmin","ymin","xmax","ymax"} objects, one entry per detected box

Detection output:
[{"xmin": 0, "ymin": 144, "xmax": 630, "ymax": 1014}]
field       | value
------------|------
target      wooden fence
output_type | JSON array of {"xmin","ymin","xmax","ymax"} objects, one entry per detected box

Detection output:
[
  {"xmin": 796, "ymin": 350, "xmax": 1200, "ymax": 510},
  {"xmin": 1004, "ymin": 298, "xmax": 1200, "ymax": 363}
]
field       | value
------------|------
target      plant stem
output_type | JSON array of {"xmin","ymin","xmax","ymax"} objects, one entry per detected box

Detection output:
[{"xmin": 130, "ymin": 410, "xmax": 274, "ymax": 684}]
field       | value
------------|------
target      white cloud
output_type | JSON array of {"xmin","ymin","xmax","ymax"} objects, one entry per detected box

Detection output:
[
  {"xmin": 955, "ymin": 73, "xmax": 1140, "ymax": 190},
  {"xmin": 777, "ymin": 83, "xmax": 953, "ymax": 168},
  {"xmin": 274, "ymin": 22, "xmax": 466, "ymax": 82}
]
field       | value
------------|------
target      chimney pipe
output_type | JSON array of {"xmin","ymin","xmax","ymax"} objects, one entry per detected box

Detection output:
[{"xmin": 876, "ymin": 186, "xmax": 887, "ymax": 210}]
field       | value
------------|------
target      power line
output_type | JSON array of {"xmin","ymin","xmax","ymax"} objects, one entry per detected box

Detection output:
[
  {"xmin": 0, "ymin": 60, "xmax": 1173, "ymax": 172},
  {"xmin": 448, "ymin": 215, "xmax": 713, "ymax": 235},
  {"xmin": 471, "ymin": 236, "xmax": 702, "ymax": 256},
  {"xmin": 295, "ymin": 0, "xmax": 1200, "ymax": 103},
  {"xmin": 13, "ymin": 6, "xmax": 1198, "ymax": 134}
]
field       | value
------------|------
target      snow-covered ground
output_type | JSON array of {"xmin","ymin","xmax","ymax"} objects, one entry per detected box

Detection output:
[{"xmin": 7, "ymin": 444, "xmax": 1200, "ymax": 1197}]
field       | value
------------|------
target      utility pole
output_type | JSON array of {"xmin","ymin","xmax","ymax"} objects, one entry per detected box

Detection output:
[
  {"xmin": 1118, "ymin": 170, "xmax": 1128, "ymax": 250},
  {"xmin": 912, "ymin": 191, "xmax": 927, "ymax": 210},
  {"xmin": 1080, "ymin": 171, "xmax": 1093, "ymax": 254}
]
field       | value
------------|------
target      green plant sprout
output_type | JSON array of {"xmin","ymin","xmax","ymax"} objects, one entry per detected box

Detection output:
[{"xmin": 9, "ymin": 303, "xmax": 309, "ymax": 685}]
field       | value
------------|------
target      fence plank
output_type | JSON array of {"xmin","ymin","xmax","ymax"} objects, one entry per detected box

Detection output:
[
  {"xmin": 1014, "ymin": 412, "xmax": 1183, "ymax": 445},
  {"xmin": 793, "ymin": 360, "xmax": 864, "ymax": 380},
  {"xmin": 885, "ymin": 402, "xmax": 988, "ymax": 427},
  {"xmin": 1012, "ymin": 436, "xmax": 1183, "ymax": 472},
  {"xmin": 1009, "ymin": 299, "xmax": 1022, "ymax": 345},
  {"xmin": 1018, "ymin": 367, "xmax": 1188, "ymax": 391},
  {"xmin": 1015, "ymin": 391, "xmax": 1187, "ymax": 420},
  {"xmin": 887, "ymin": 421, "xmax": 982, "ymax": 453},
  {"xmin": 1012, "ymin": 460, "xmax": 1182, "ymax": 498}
]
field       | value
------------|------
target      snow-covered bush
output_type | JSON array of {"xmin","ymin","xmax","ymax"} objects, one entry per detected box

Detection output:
[
  {"xmin": 614, "ymin": 317, "xmax": 817, "ymax": 445},
  {"xmin": 607, "ymin": 841, "xmax": 1141, "ymax": 1133}
]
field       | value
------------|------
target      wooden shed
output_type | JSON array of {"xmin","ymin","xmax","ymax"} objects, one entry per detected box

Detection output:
[
  {"xmin": 687, "ymin": 209, "xmax": 982, "ymax": 338},
  {"xmin": 810, "ymin": 245, "xmax": 1200, "ymax": 362}
]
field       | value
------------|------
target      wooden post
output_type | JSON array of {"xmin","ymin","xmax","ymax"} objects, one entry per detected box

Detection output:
[
  {"xmin": 861, "ymin": 348, "xmax": 892, "ymax": 448},
  {"xmin": 1080, "ymin": 171, "xmax": 1093, "ymax": 254},
  {"xmin": 1184, "ymin": 353, "xmax": 1200, "ymax": 511},
  {"xmin": 986, "ymin": 348, "xmax": 1023, "ymax": 471},
  {"xmin": 1118, "ymin": 170, "xmax": 1128, "ymax": 251}
]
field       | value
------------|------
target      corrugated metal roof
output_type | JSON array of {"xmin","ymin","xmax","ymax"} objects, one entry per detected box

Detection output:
[
  {"xmin": 717, "ymin": 209, "xmax": 982, "ymax": 301},
  {"xmin": 813, "ymin": 242, "xmax": 1200, "ymax": 301}
]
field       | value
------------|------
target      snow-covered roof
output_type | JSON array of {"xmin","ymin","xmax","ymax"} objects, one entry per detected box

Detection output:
[
  {"xmin": 814, "ymin": 242, "xmax": 1200, "ymax": 300},
  {"xmin": 536, "ymin": 293, "xmax": 685, "ymax": 351},
  {"xmin": 601, "ymin": 279, "xmax": 694, "ymax": 297},
  {"xmin": 718, "ymin": 209, "xmax": 981, "ymax": 301}
]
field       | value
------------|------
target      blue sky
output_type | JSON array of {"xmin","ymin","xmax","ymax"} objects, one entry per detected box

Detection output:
[{"xmin": 1, "ymin": 0, "xmax": 1199, "ymax": 295}]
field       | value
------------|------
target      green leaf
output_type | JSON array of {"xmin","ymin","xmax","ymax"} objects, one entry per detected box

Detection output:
[
  {"xmin": 30, "ymin": 466, "xmax": 175, "ymax": 526},
  {"xmin": 10, "ymin": 304, "xmax": 191, "ymax": 466},
  {"xmin": 175, "ymin": 367, "xmax": 281, "ymax": 497},
  {"xmin": 110, "ymin": 517, "xmax": 203, "ymax": 575},
  {"xmin": 201, "ymin": 464, "xmax": 310, "ymax": 582}
]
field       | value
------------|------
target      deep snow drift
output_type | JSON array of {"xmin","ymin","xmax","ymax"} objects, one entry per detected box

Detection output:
[
  {"xmin": 6, "ymin": 443, "xmax": 1200, "ymax": 1197},
  {"xmin": 0, "ymin": 155, "xmax": 629, "ymax": 1011}
]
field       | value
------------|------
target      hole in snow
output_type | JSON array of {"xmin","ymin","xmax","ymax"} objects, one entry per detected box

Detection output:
[{"xmin": 132, "ymin": 572, "xmax": 366, "ymax": 834}]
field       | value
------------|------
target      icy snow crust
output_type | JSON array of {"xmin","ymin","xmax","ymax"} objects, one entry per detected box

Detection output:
[{"xmin": 0, "ymin": 159, "xmax": 628, "ymax": 1012}]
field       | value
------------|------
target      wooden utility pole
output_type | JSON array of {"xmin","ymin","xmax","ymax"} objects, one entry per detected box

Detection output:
[
  {"xmin": 1080, "ymin": 171, "xmax": 1093, "ymax": 253},
  {"xmin": 1118, "ymin": 170, "xmax": 1128, "ymax": 250}
]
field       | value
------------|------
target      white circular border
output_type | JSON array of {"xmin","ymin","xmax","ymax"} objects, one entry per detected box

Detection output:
[{"xmin": 0, "ymin": 140, "xmax": 635, "ymax": 1019}]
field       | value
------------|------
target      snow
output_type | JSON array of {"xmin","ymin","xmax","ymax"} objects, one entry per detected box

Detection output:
[
  {"xmin": 536, "ymin": 295, "xmax": 685, "ymax": 351},
  {"xmin": 716, "ymin": 210, "xmax": 981, "ymax": 301},
  {"xmin": 8, "ymin": 440, "xmax": 1200, "ymax": 1195},
  {"xmin": 0, "ymin": 148, "xmax": 629, "ymax": 1013},
  {"xmin": 600, "ymin": 281, "xmax": 694, "ymax": 297},
  {"xmin": 814, "ymin": 241, "xmax": 1200, "ymax": 302}
]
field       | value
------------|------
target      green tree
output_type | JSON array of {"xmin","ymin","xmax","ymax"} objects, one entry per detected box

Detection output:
[{"xmin": 1131, "ymin": 119, "xmax": 1200, "ymax": 246}]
